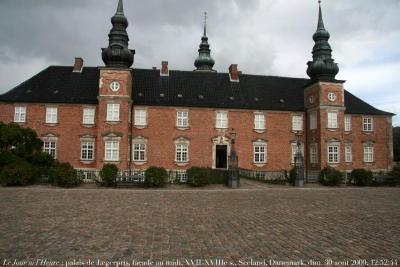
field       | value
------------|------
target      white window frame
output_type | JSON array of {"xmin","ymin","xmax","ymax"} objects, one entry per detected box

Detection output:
[
  {"xmin": 363, "ymin": 144, "xmax": 374, "ymax": 163},
  {"xmin": 216, "ymin": 111, "xmax": 228, "ymax": 129},
  {"xmin": 45, "ymin": 107, "xmax": 58, "ymax": 124},
  {"xmin": 344, "ymin": 115, "xmax": 351, "ymax": 132},
  {"xmin": 134, "ymin": 108, "xmax": 147, "ymax": 127},
  {"xmin": 327, "ymin": 112, "xmax": 338, "ymax": 129},
  {"xmin": 253, "ymin": 142, "xmax": 267, "ymax": 164},
  {"xmin": 327, "ymin": 143, "xmax": 340, "ymax": 164},
  {"xmin": 291, "ymin": 142, "xmax": 304, "ymax": 164},
  {"xmin": 81, "ymin": 141, "xmax": 95, "ymax": 161},
  {"xmin": 14, "ymin": 106, "xmax": 26, "ymax": 123},
  {"xmin": 43, "ymin": 140, "xmax": 57, "ymax": 159},
  {"xmin": 176, "ymin": 111, "xmax": 189, "ymax": 128},
  {"xmin": 310, "ymin": 143, "xmax": 318, "ymax": 164},
  {"xmin": 104, "ymin": 140, "xmax": 119, "ymax": 161},
  {"xmin": 82, "ymin": 107, "xmax": 95, "ymax": 125},
  {"xmin": 106, "ymin": 103, "xmax": 120, "ymax": 122},
  {"xmin": 175, "ymin": 143, "xmax": 189, "ymax": 163},
  {"xmin": 363, "ymin": 117, "xmax": 373, "ymax": 132},
  {"xmin": 254, "ymin": 113, "xmax": 265, "ymax": 131},
  {"xmin": 309, "ymin": 111, "xmax": 317, "ymax": 130},
  {"xmin": 345, "ymin": 144, "xmax": 352, "ymax": 163},
  {"xmin": 292, "ymin": 115, "xmax": 303, "ymax": 131},
  {"xmin": 133, "ymin": 143, "xmax": 146, "ymax": 162}
]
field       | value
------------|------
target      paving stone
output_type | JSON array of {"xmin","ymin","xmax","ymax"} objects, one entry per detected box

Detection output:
[{"xmin": 0, "ymin": 181, "xmax": 399, "ymax": 266}]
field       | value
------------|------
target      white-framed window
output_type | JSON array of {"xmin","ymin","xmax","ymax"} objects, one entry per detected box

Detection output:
[
  {"xmin": 104, "ymin": 140, "xmax": 119, "ymax": 161},
  {"xmin": 253, "ymin": 142, "xmax": 267, "ymax": 164},
  {"xmin": 344, "ymin": 115, "xmax": 351, "ymax": 132},
  {"xmin": 43, "ymin": 140, "xmax": 57, "ymax": 159},
  {"xmin": 327, "ymin": 112, "xmax": 338, "ymax": 129},
  {"xmin": 364, "ymin": 144, "xmax": 374, "ymax": 163},
  {"xmin": 310, "ymin": 143, "xmax": 318, "ymax": 164},
  {"xmin": 82, "ymin": 108, "xmax": 95, "ymax": 125},
  {"xmin": 81, "ymin": 141, "xmax": 95, "ymax": 161},
  {"xmin": 175, "ymin": 144, "xmax": 189, "ymax": 162},
  {"xmin": 291, "ymin": 142, "xmax": 304, "ymax": 163},
  {"xmin": 309, "ymin": 111, "xmax": 317, "ymax": 130},
  {"xmin": 254, "ymin": 113, "xmax": 265, "ymax": 130},
  {"xmin": 176, "ymin": 111, "xmax": 189, "ymax": 127},
  {"xmin": 133, "ymin": 143, "xmax": 146, "ymax": 161},
  {"xmin": 106, "ymin": 103, "xmax": 120, "ymax": 122},
  {"xmin": 176, "ymin": 170, "xmax": 187, "ymax": 183},
  {"xmin": 363, "ymin": 117, "xmax": 373, "ymax": 132},
  {"xmin": 345, "ymin": 144, "xmax": 352, "ymax": 163},
  {"xmin": 134, "ymin": 109, "xmax": 147, "ymax": 126},
  {"xmin": 216, "ymin": 111, "xmax": 228, "ymax": 129},
  {"xmin": 14, "ymin": 106, "xmax": 26, "ymax": 123},
  {"xmin": 292, "ymin": 115, "xmax": 303, "ymax": 131},
  {"xmin": 45, "ymin": 107, "xmax": 58, "ymax": 124},
  {"xmin": 327, "ymin": 144, "xmax": 340, "ymax": 164}
]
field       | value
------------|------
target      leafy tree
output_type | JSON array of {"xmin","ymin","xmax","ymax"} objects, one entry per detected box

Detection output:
[
  {"xmin": 0, "ymin": 122, "xmax": 43, "ymax": 157},
  {"xmin": 393, "ymin": 127, "xmax": 400, "ymax": 162}
]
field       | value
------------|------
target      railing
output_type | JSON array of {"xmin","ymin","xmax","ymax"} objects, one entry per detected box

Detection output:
[
  {"xmin": 75, "ymin": 168, "xmax": 188, "ymax": 184},
  {"xmin": 239, "ymin": 168, "xmax": 286, "ymax": 183}
]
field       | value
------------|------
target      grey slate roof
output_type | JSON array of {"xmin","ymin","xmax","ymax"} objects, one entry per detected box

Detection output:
[{"xmin": 0, "ymin": 66, "xmax": 393, "ymax": 116}]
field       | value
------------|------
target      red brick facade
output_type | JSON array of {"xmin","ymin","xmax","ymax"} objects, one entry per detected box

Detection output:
[{"xmin": 0, "ymin": 71, "xmax": 394, "ymax": 178}]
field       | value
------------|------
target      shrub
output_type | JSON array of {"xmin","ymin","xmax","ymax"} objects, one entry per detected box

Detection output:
[
  {"xmin": 350, "ymin": 168, "xmax": 373, "ymax": 186},
  {"xmin": 144, "ymin": 166, "xmax": 167, "ymax": 187},
  {"xmin": 51, "ymin": 162, "xmax": 82, "ymax": 188},
  {"xmin": 0, "ymin": 159, "xmax": 35, "ymax": 186},
  {"xmin": 390, "ymin": 166, "xmax": 400, "ymax": 178},
  {"xmin": 208, "ymin": 168, "xmax": 228, "ymax": 184},
  {"xmin": 99, "ymin": 164, "xmax": 119, "ymax": 187},
  {"xmin": 288, "ymin": 167, "xmax": 297, "ymax": 186},
  {"xmin": 318, "ymin": 167, "xmax": 344, "ymax": 186},
  {"xmin": 187, "ymin": 167, "xmax": 209, "ymax": 187},
  {"xmin": 0, "ymin": 150, "xmax": 21, "ymax": 172}
]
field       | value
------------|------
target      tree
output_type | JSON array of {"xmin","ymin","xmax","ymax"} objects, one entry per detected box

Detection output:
[
  {"xmin": 394, "ymin": 127, "xmax": 400, "ymax": 162},
  {"xmin": 0, "ymin": 123, "xmax": 54, "ymax": 185}
]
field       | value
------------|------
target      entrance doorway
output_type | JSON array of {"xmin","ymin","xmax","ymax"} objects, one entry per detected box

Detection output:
[{"xmin": 215, "ymin": 145, "xmax": 228, "ymax": 169}]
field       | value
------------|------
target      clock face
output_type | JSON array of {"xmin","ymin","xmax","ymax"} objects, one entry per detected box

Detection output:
[
  {"xmin": 110, "ymin": 81, "xmax": 120, "ymax": 92},
  {"xmin": 328, "ymin": 92, "xmax": 336, "ymax": 102}
]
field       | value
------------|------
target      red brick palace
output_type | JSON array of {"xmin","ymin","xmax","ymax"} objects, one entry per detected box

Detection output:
[{"xmin": 0, "ymin": 0, "xmax": 394, "ymax": 181}]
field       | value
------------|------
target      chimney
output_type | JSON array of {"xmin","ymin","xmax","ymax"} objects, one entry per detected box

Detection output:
[
  {"xmin": 160, "ymin": 61, "xmax": 169, "ymax": 76},
  {"xmin": 229, "ymin": 64, "xmax": 239, "ymax": 82},
  {"xmin": 73, "ymin": 57, "xmax": 84, "ymax": 73}
]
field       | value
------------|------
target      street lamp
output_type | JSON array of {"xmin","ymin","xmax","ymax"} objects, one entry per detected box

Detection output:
[
  {"xmin": 228, "ymin": 128, "xmax": 239, "ymax": 188},
  {"xmin": 294, "ymin": 131, "xmax": 304, "ymax": 187}
]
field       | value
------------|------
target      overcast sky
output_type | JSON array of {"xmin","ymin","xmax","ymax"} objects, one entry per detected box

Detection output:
[{"xmin": 0, "ymin": 0, "xmax": 399, "ymax": 125}]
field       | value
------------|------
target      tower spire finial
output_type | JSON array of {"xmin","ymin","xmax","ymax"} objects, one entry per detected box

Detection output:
[
  {"xmin": 116, "ymin": 0, "xmax": 124, "ymax": 14},
  {"xmin": 194, "ymin": 12, "xmax": 215, "ymax": 72},
  {"xmin": 203, "ymin": 12, "xmax": 207, "ymax": 36},
  {"xmin": 101, "ymin": 0, "xmax": 135, "ymax": 68},
  {"xmin": 306, "ymin": 0, "xmax": 339, "ymax": 81}
]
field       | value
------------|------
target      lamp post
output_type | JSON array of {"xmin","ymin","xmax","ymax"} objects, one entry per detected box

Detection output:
[
  {"xmin": 228, "ymin": 128, "xmax": 239, "ymax": 188},
  {"xmin": 294, "ymin": 132, "xmax": 305, "ymax": 187}
]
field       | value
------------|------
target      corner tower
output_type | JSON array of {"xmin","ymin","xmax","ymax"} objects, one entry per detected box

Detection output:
[
  {"xmin": 97, "ymin": 0, "xmax": 134, "ymax": 170},
  {"xmin": 304, "ymin": 1, "xmax": 346, "ymax": 179}
]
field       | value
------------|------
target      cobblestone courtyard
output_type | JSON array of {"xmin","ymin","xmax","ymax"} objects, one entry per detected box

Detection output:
[{"xmin": 0, "ymin": 180, "xmax": 399, "ymax": 266}]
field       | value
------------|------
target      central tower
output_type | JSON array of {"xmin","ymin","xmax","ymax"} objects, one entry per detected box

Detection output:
[{"xmin": 97, "ymin": 0, "xmax": 134, "ymax": 169}]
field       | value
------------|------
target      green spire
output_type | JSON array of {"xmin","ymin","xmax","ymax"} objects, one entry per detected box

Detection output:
[
  {"xmin": 102, "ymin": 0, "xmax": 135, "ymax": 68},
  {"xmin": 306, "ymin": 0, "xmax": 339, "ymax": 81},
  {"xmin": 194, "ymin": 12, "xmax": 216, "ymax": 72}
]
